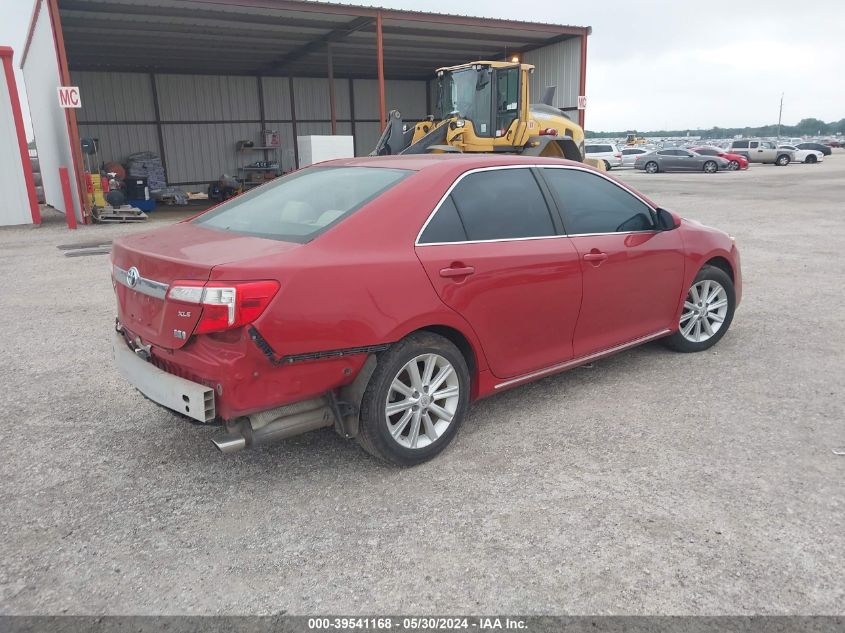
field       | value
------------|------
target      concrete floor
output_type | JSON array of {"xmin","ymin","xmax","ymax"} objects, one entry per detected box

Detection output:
[{"xmin": 0, "ymin": 154, "xmax": 842, "ymax": 615}]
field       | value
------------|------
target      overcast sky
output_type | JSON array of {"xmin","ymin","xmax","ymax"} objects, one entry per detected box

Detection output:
[{"xmin": 2, "ymin": 0, "xmax": 842, "ymax": 136}]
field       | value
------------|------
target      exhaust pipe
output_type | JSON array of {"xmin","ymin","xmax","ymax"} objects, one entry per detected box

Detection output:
[
  {"xmin": 211, "ymin": 397, "xmax": 334, "ymax": 454},
  {"xmin": 212, "ymin": 433, "xmax": 247, "ymax": 454}
]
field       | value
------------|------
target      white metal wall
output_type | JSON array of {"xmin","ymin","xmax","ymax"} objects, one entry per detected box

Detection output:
[
  {"xmin": 0, "ymin": 55, "xmax": 34, "ymax": 226},
  {"xmin": 22, "ymin": 0, "xmax": 82, "ymax": 222},
  {"xmin": 523, "ymin": 37, "xmax": 582, "ymax": 111},
  {"xmin": 72, "ymin": 70, "xmax": 430, "ymax": 186}
]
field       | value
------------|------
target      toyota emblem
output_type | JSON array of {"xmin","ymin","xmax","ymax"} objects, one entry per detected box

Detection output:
[{"xmin": 126, "ymin": 266, "xmax": 140, "ymax": 288}]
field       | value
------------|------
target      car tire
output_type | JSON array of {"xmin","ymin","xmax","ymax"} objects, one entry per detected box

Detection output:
[
  {"xmin": 603, "ymin": 160, "xmax": 611, "ymax": 171},
  {"xmin": 805, "ymin": 155, "xmax": 817, "ymax": 164},
  {"xmin": 662, "ymin": 265, "xmax": 736, "ymax": 353},
  {"xmin": 703, "ymin": 160, "xmax": 718, "ymax": 173},
  {"xmin": 356, "ymin": 331, "xmax": 470, "ymax": 466},
  {"xmin": 728, "ymin": 160, "xmax": 739, "ymax": 170},
  {"xmin": 775, "ymin": 154, "xmax": 790, "ymax": 166},
  {"xmin": 645, "ymin": 161, "xmax": 659, "ymax": 174}
]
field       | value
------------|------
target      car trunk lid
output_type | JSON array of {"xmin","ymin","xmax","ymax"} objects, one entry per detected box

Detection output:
[{"xmin": 112, "ymin": 222, "xmax": 298, "ymax": 349}]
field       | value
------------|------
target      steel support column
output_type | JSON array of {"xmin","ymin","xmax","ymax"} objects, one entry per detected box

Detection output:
[
  {"xmin": 376, "ymin": 11, "xmax": 386, "ymax": 125},
  {"xmin": 327, "ymin": 43, "xmax": 336, "ymax": 134},
  {"xmin": 578, "ymin": 31, "xmax": 588, "ymax": 129}
]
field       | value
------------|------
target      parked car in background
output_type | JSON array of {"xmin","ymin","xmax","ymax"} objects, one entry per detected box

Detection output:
[
  {"xmin": 795, "ymin": 142, "xmax": 832, "ymax": 156},
  {"xmin": 778, "ymin": 144, "xmax": 824, "ymax": 164},
  {"xmin": 690, "ymin": 146, "xmax": 749, "ymax": 170},
  {"xmin": 634, "ymin": 148, "xmax": 731, "ymax": 173},
  {"xmin": 823, "ymin": 139, "xmax": 842, "ymax": 148},
  {"xmin": 585, "ymin": 143, "xmax": 623, "ymax": 170},
  {"xmin": 728, "ymin": 139, "xmax": 794, "ymax": 165},
  {"xmin": 111, "ymin": 155, "xmax": 741, "ymax": 465},
  {"xmin": 620, "ymin": 146, "xmax": 652, "ymax": 168}
]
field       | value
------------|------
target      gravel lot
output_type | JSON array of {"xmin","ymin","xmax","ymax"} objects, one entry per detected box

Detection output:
[{"xmin": 1, "ymin": 154, "xmax": 843, "ymax": 616}]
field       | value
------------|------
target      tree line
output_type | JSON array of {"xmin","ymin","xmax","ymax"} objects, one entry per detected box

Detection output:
[{"xmin": 586, "ymin": 117, "xmax": 845, "ymax": 139}]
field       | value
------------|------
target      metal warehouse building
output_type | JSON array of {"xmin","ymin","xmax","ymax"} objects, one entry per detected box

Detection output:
[{"xmin": 22, "ymin": 0, "xmax": 590, "ymax": 225}]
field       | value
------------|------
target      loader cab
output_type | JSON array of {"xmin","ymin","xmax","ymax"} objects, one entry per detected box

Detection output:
[{"xmin": 436, "ymin": 63, "xmax": 525, "ymax": 140}]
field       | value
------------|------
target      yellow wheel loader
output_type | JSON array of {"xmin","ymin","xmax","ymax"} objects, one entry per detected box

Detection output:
[{"xmin": 372, "ymin": 61, "xmax": 597, "ymax": 167}]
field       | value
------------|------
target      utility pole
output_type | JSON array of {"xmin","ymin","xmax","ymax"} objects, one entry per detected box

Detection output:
[{"xmin": 777, "ymin": 93, "xmax": 784, "ymax": 140}]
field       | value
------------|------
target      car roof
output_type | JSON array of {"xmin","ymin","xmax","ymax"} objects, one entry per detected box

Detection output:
[{"xmin": 317, "ymin": 153, "xmax": 589, "ymax": 175}]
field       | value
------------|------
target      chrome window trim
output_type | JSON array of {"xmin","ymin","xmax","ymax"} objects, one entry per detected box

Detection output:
[
  {"xmin": 113, "ymin": 265, "xmax": 169, "ymax": 300},
  {"xmin": 414, "ymin": 163, "xmax": 658, "ymax": 247}
]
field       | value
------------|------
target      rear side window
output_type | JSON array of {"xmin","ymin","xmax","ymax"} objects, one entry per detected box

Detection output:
[
  {"xmin": 418, "ymin": 197, "xmax": 467, "ymax": 243},
  {"xmin": 541, "ymin": 168, "xmax": 654, "ymax": 235},
  {"xmin": 194, "ymin": 166, "xmax": 409, "ymax": 242},
  {"xmin": 448, "ymin": 169, "xmax": 556, "ymax": 241},
  {"xmin": 732, "ymin": 140, "xmax": 749, "ymax": 149},
  {"xmin": 586, "ymin": 145, "xmax": 612, "ymax": 153},
  {"xmin": 621, "ymin": 148, "xmax": 643, "ymax": 155}
]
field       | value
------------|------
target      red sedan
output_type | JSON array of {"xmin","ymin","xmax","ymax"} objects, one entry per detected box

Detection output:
[
  {"xmin": 690, "ymin": 146, "xmax": 749, "ymax": 170},
  {"xmin": 112, "ymin": 155, "xmax": 741, "ymax": 466}
]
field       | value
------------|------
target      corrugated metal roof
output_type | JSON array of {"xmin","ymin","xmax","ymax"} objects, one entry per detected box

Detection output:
[{"xmin": 60, "ymin": 0, "xmax": 587, "ymax": 79}]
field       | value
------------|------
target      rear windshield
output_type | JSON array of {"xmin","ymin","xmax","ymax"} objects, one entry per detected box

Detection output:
[
  {"xmin": 194, "ymin": 166, "xmax": 410, "ymax": 242},
  {"xmin": 585, "ymin": 145, "xmax": 613, "ymax": 153}
]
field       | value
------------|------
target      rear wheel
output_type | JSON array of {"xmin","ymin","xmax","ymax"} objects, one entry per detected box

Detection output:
[
  {"xmin": 663, "ymin": 265, "xmax": 736, "ymax": 353},
  {"xmin": 356, "ymin": 332, "xmax": 470, "ymax": 466},
  {"xmin": 645, "ymin": 161, "xmax": 659, "ymax": 174},
  {"xmin": 703, "ymin": 160, "xmax": 718, "ymax": 173},
  {"xmin": 776, "ymin": 154, "xmax": 790, "ymax": 166}
]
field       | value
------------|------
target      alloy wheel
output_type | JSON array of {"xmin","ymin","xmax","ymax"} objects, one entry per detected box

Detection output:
[
  {"xmin": 679, "ymin": 280, "xmax": 729, "ymax": 343},
  {"xmin": 728, "ymin": 160, "xmax": 739, "ymax": 170},
  {"xmin": 645, "ymin": 162, "xmax": 658, "ymax": 174},
  {"xmin": 704, "ymin": 161, "xmax": 717, "ymax": 173},
  {"xmin": 385, "ymin": 353, "xmax": 460, "ymax": 449}
]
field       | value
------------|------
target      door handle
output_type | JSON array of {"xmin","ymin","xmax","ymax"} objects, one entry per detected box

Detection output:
[
  {"xmin": 439, "ymin": 265, "xmax": 475, "ymax": 278},
  {"xmin": 583, "ymin": 251, "xmax": 608, "ymax": 263}
]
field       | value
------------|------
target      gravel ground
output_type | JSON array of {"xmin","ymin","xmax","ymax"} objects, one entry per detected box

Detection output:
[{"xmin": 0, "ymin": 154, "xmax": 843, "ymax": 616}]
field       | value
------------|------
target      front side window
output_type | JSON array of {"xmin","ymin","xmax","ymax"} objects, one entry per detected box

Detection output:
[
  {"xmin": 541, "ymin": 168, "xmax": 654, "ymax": 235},
  {"xmin": 447, "ymin": 169, "xmax": 556, "ymax": 241},
  {"xmin": 438, "ymin": 68, "xmax": 492, "ymax": 136},
  {"xmin": 194, "ymin": 166, "xmax": 409, "ymax": 242}
]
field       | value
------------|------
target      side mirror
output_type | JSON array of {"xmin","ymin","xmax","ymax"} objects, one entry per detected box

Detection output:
[{"xmin": 655, "ymin": 208, "xmax": 679, "ymax": 230}]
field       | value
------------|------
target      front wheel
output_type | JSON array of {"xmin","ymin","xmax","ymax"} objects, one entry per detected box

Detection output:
[
  {"xmin": 645, "ymin": 161, "xmax": 659, "ymax": 174},
  {"xmin": 356, "ymin": 332, "xmax": 470, "ymax": 466},
  {"xmin": 805, "ymin": 154, "xmax": 817, "ymax": 164},
  {"xmin": 703, "ymin": 160, "xmax": 718, "ymax": 173},
  {"xmin": 775, "ymin": 154, "xmax": 790, "ymax": 166},
  {"xmin": 603, "ymin": 159, "xmax": 612, "ymax": 171},
  {"xmin": 662, "ymin": 265, "xmax": 736, "ymax": 353},
  {"xmin": 728, "ymin": 160, "xmax": 739, "ymax": 170}
]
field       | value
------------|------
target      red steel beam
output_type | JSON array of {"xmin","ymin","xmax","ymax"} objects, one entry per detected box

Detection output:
[
  {"xmin": 376, "ymin": 11, "xmax": 385, "ymax": 125},
  {"xmin": 59, "ymin": 166, "xmax": 77, "ymax": 229},
  {"xmin": 0, "ymin": 47, "xmax": 41, "ymax": 225},
  {"xmin": 48, "ymin": 0, "xmax": 90, "ymax": 224}
]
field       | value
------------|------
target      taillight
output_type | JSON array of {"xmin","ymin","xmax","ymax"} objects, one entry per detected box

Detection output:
[
  {"xmin": 614, "ymin": 153, "xmax": 622, "ymax": 158},
  {"xmin": 539, "ymin": 128, "xmax": 558, "ymax": 136},
  {"xmin": 168, "ymin": 280, "xmax": 280, "ymax": 335}
]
